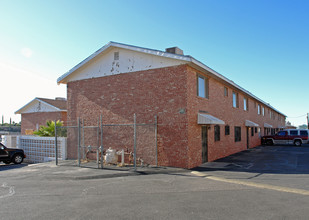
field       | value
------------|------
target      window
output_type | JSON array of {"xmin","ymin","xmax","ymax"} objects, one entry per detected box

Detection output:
[
  {"xmin": 251, "ymin": 127, "xmax": 254, "ymax": 136},
  {"xmin": 225, "ymin": 125, "xmax": 230, "ymax": 135},
  {"xmin": 262, "ymin": 106, "xmax": 265, "ymax": 116},
  {"xmin": 290, "ymin": 130, "xmax": 298, "ymax": 135},
  {"xmin": 244, "ymin": 97, "xmax": 248, "ymax": 111},
  {"xmin": 114, "ymin": 52, "xmax": 119, "ymax": 60},
  {"xmin": 214, "ymin": 125, "xmax": 220, "ymax": 141},
  {"xmin": 278, "ymin": 131, "xmax": 287, "ymax": 136},
  {"xmin": 300, "ymin": 130, "xmax": 308, "ymax": 136},
  {"xmin": 255, "ymin": 127, "xmax": 257, "ymax": 133},
  {"xmin": 197, "ymin": 75, "xmax": 209, "ymax": 98},
  {"xmin": 233, "ymin": 92, "xmax": 239, "ymax": 108},
  {"xmin": 224, "ymin": 87, "xmax": 228, "ymax": 97},
  {"xmin": 235, "ymin": 126, "xmax": 241, "ymax": 142},
  {"xmin": 258, "ymin": 104, "xmax": 261, "ymax": 115}
]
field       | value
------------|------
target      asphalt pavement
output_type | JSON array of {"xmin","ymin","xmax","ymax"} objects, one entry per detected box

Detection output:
[
  {"xmin": 194, "ymin": 144, "xmax": 309, "ymax": 174},
  {"xmin": 0, "ymin": 160, "xmax": 188, "ymax": 180},
  {"xmin": 2, "ymin": 144, "xmax": 309, "ymax": 220}
]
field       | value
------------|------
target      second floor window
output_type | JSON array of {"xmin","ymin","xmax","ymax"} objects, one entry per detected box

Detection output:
[
  {"xmin": 258, "ymin": 104, "xmax": 261, "ymax": 115},
  {"xmin": 224, "ymin": 87, "xmax": 228, "ymax": 97},
  {"xmin": 197, "ymin": 75, "xmax": 209, "ymax": 98},
  {"xmin": 233, "ymin": 92, "xmax": 239, "ymax": 108},
  {"xmin": 244, "ymin": 98, "xmax": 248, "ymax": 111}
]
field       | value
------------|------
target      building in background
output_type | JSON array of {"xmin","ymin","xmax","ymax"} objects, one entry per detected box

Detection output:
[
  {"xmin": 57, "ymin": 42, "xmax": 286, "ymax": 168},
  {"xmin": 15, "ymin": 97, "xmax": 67, "ymax": 135}
]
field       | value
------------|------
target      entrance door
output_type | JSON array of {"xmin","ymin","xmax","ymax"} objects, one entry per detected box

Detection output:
[
  {"xmin": 246, "ymin": 127, "xmax": 249, "ymax": 149},
  {"xmin": 202, "ymin": 126, "xmax": 208, "ymax": 163}
]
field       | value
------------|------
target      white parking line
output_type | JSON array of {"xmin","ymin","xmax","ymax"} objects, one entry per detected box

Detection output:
[
  {"xmin": 191, "ymin": 171, "xmax": 309, "ymax": 196},
  {"xmin": 0, "ymin": 182, "xmax": 15, "ymax": 199}
]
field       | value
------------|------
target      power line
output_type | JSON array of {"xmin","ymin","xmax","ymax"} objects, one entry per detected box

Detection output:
[{"xmin": 286, "ymin": 114, "xmax": 307, "ymax": 118}]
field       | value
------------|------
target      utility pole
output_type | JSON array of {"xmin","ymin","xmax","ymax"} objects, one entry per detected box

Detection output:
[{"xmin": 307, "ymin": 113, "xmax": 309, "ymax": 129}]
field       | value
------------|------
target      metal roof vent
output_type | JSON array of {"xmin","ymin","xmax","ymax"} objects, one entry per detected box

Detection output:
[{"xmin": 165, "ymin": 47, "xmax": 184, "ymax": 55}]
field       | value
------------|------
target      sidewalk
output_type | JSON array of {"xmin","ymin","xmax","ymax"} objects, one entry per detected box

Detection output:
[{"xmin": 25, "ymin": 160, "xmax": 188, "ymax": 180}]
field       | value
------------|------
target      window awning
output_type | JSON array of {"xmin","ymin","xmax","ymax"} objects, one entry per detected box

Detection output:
[
  {"xmin": 245, "ymin": 120, "xmax": 259, "ymax": 127},
  {"xmin": 278, "ymin": 126, "xmax": 285, "ymax": 129},
  {"xmin": 198, "ymin": 113, "xmax": 225, "ymax": 125},
  {"xmin": 264, "ymin": 123, "xmax": 273, "ymax": 128}
]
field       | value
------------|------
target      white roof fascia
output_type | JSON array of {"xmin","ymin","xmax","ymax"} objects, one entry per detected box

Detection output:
[
  {"xmin": 15, "ymin": 97, "xmax": 37, "ymax": 114},
  {"xmin": 190, "ymin": 58, "xmax": 286, "ymax": 117},
  {"xmin": 57, "ymin": 41, "xmax": 191, "ymax": 84},
  {"xmin": 57, "ymin": 41, "xmax": 286, "ymax": 117},
  {"xmin": 15, "ymin": 98, "xmax": 64, "ymax": 114}
]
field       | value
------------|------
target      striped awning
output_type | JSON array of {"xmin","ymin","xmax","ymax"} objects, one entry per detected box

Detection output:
[
  {"xmin": 245, "ymin": 120, "xmax": 259, "ymax": 127},
  {"xmin": 198, "ymin": 113, "xmax": 225, "ymax": 125},
  {"xmin": 264, "ymin": 123, "xmax": 273, "ymax": 128}
]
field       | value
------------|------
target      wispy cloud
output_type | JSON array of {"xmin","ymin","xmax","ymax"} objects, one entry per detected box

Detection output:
[{"xmin": 21, "ymin": 47, "xmax": 33, "ymax": 58}]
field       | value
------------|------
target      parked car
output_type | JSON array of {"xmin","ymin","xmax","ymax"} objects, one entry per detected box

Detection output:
[
  {"xmin": 261, "ymin": 129, "xmax": 309, "ymax": 146},
  {"xmin": 0, "ymin": 143, "xmax": 26, "ymax": 164}
]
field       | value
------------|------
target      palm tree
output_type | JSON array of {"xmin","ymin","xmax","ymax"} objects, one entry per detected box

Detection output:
[{"xmin": 33, "ymin": 120, "xmax": 67, "ymax": 137}]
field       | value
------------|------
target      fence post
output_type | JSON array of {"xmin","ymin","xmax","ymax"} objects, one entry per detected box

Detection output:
[
  {"xmin": 97, "ymin": 116, "xmax": 100, "ymax": 169},
  {"xmin": 82, "ymin": 119, "xmax": 85, "ymax": 160},
  {"xmin": 78, "ymin": 117, "xmax": 81, "ymax": 167},
  {"xmin": 155, "ymin": 115, "xmax": 158, "ymax": 167},
  {"xmin": 55, "ymin": 120, "xmax": 58, "ymax": 166},
  {"xmin": 100, "ymin": 114, "xmax": 103, "ymax": 169},
  {"xmin": 134, "ymin": 113, "xmax": 137, "ymax": 171}
]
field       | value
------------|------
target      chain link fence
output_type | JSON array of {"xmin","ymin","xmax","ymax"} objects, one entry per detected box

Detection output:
[{"xmin": 56, "ymin": 114, "xmax": 157, "ymax": 169}]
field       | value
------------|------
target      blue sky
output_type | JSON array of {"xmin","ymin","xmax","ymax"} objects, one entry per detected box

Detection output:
[{"xmin": 1, "ymin": 0, "xmax": 308, "ymax": 126}]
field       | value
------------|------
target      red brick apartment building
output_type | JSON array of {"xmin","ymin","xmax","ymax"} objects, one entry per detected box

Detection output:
[
  {"xmin": 57, "ymin": 42, "xmax": 286, "ymax": 169},
  {"xmin": 15, "ymin": 97, "xmax": 67, "ymax": 135}
]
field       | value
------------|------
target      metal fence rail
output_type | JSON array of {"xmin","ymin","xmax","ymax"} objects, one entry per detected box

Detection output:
[{"xmin": 56, "ymin": 114, "xmax": 157, "ymax": 170}]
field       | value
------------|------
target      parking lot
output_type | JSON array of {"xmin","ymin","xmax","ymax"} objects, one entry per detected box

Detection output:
[
  {"xmin": 1, "ymin": 145, "xmax": 309, "ymax": 220},
  {"xmin": 196, "ymin": 144, "xmax": 309, "ymax": 174}
]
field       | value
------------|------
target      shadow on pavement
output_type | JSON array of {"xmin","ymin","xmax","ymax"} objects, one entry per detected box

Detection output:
[
  {"xmin": 193, "ymin": 144, "xmax": 309, "ymax": 174},
  {"xmin": 0, "ymin": 163, "xmax": 29, "ymax": 171}
]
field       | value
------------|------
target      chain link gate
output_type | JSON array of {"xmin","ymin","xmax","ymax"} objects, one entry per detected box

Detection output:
[{"xmin": 55, "ymin": 114, "xmax": 157, "ymax": 169}]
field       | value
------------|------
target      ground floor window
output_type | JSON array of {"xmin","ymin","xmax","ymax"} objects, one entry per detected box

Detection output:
[
  {"xmin": 214, "ymin": 125, "xmax": 220, "ymax": 141},
  {"xmin": 251, "ymin": 127, "xmax": 254, "ymax": 136},
  {"xmin": 225, "ymin": 125, "xmax": 230, "ymax": 135},
  {"xmin": 235, "ymin": 126, "xmax": 241, "ymax": 142}
]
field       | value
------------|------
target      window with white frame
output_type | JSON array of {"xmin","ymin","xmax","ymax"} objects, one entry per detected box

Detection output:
[
  {"xmin": 258, "ymin": 104, "xmax": 261, "ymax": 115},
  {"xmin": 244, "ymin": 97, "xmax": 248, "ymax": 111},
  {"xmin": 197, "ymin": 75, "xmax": 209, "ymax": 98},
  {"xmin": 233, "ymin": 92, "xmax": 239, "ymax": 108}
]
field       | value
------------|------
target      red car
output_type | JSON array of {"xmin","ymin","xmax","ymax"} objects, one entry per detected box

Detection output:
[{"xmin": 261, "ymin": 129, "xmax": 309, "ymax": 146}]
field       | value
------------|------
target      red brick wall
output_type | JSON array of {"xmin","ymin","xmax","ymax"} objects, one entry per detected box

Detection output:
[
  {"xmin": 67, "ymin": 65, "xmax": 189, "ymax": 167},
  {"xmin": 66, "ymin": 64, "xmax": 285, "ymax": 169},
  {"xmin": 186, "ymin": 65, "xmax": 285, "ymax": 168},
  {"xmin": 21, "ymin": 112, "xmax": 67, "ymax": 135}
]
